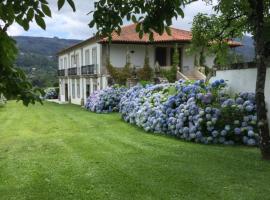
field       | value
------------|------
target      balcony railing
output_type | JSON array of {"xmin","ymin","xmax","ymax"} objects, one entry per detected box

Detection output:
[
  {"xmin": 68, "ymin": 67, "xmax": 78, "ymax": 76},
  {"xmin": 58, "ymin": 69, "xmax": 66, "ymax": 76},
  {"xmin": 81, "ymin": 64, "xmax": 97, "ymax": 75}
]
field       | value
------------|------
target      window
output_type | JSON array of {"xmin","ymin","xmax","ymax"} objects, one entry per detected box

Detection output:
[
  {"xmin": 155, "ymin": 47, "xmax": 167, "ymax": 66},
  {"xmin": 92, "ymin": 47, "xmax": 97, "ymax": 65},
  {"xmin": 85, "ymin": 50, "xmax": 90, "ymax": 65},
  {"xmin": 75, "ymin": 54, "xmax": 79, "ymax": 67},
  {"xmin": 86, "ymin": 84, "xmax": 90, "ymax": 97},
  {"xmin": 72, "ymin": 80, "xmax": 75, "ymax": 99},
  {"xmin": 71, "ymin": 55, "xmax": 75, "ymax": 67},
  {"xmin": 77, "ymin": 81, "xmax": 80, "ymax": 98},
  {"xmin": 64, "ymin": 57, "xmax": 67, "ymax": 68},
  {"xmin": 59, "ymin": 58, "xmax": 63, "ymax": 69}
]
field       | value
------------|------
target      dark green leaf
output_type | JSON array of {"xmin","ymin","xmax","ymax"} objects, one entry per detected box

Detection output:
[
  {"xmin": 131, "ymin": 15, "xmax": 137, "ymax": 23},
  {"xmin": 27, "ymin": 8, "xmax": 34, "ymax": 21},
  {"xmin": 67, "ymin": 0, "xmax": 76, "ymax": 11},
  {"xmin": 89, "ymin": 20, "xmax": 95, "ymax": 28},
  {"xmin": 35, "ymin": 14, "xmax": 46, "ymax": 30},
  {"xmin": 41, "ymin": 4, "xmax": 51, "ymax": 17},
  {"xmin": 139, "ymin": 30, "xmax": 143, "ymax": 39},
  {"xmin": 149, "ymin": 32, "xmax": 154, "ymax": 41},
  {"xmin": 57, "ymin": 0, "xmax": 65, "ymax": 10},
  {"xmin": 165, "ymin": 26, "xmax": 171, "ymax": 35}
]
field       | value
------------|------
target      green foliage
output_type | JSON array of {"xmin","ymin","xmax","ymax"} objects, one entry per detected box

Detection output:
[
  {"xmin": 194, "ymin": 54, "xmax": 199, "ymax": 67},
  {"xmin": 0, "ymin": 0, "xmax": 75, "ymax": 105},
  {"xmin": 139, "ymin": 80, "xmax": 152, "ymax": 87},
  {"xmin": 106, "ymin": 59, "xmax": 132, "ymax": 85},
  {"xmin": 14, "ymin": 36, "xmax": 81, "ymax": 88},
  {"xmin": 0, "ymin": 32, "xmax": 43, "ymax": 106},
  {"xmin": 137, "ymin": 47, "xmax": 153, "ymax": 81},
  {"xmin": 199, "ymin": 49, "xmax": 206, "ymax": 67},
  {"xmin": 89, "ymin": 0, "xmax": 186, "ymax": 40},
  {"xmin": 190, "ymin": 13, "xmax": 244, "ymax": 67}
]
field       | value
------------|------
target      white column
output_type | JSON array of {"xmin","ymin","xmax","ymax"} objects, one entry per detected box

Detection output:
[
  {"xmin": 80, "ymin": 78, "xmax": 84, "ymax": 100},
  {"xmin": 82, "ymin": 78, "xmax": 86, "ymax": 100},
  {"xmin": 103, "ymin": 76, "xmax": 108, "ymax": 89},
  {"xmin": 68, "ymin": 78, "xmax": 71, "ymax": 100},
  {"xmin": 97, "ymin": 44, "xmax": 101, "ymax": 74}
]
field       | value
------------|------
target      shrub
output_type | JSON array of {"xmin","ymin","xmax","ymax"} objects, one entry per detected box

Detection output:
[
  {"xmin": 44, "ymin": 87, "xmax": 58, "ymax": 99},
  {"xmin": 120, "ymin": 80, "xmax": 258, "ymax": 146},
  {"xmin": 85, "ymin": 85, "xmax": 128, "ymax": 113},
  {"xmin": 106, "ymin": 59, "xmax": 132, "ymax": 85}
]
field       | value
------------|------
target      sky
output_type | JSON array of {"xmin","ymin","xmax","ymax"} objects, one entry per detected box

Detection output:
[{"xmin": 7, "ymin": 0, "xmax": 215, "ymax": 40}]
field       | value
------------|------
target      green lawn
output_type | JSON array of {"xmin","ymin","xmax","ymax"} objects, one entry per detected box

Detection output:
[{"xmin": 0, "ymin": 101, "xmax": 270, "ymax": 200}]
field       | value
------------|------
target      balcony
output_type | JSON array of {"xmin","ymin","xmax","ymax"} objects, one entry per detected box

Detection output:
[
  {"xmin": 58, "ymin": 69, "xmax": 66, "ymax": 76},
  {"xmin": 68, "ymin": 67, "xmax": 78, "ymax": 76},
  {"xmin": 81, "ymin": 64, "xmax": 97, "ymax": 75}
]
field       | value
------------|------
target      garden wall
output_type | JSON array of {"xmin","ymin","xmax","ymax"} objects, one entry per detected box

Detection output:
[{"xmin": 210, "ymin": 68, "xmax": 270, "ymax": 125}]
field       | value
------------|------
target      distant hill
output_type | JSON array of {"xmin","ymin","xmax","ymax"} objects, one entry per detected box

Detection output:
[
  {"xmin": 13, "ymin": 36, "xmax": 82, "ymax": 87},
  {"xmin": 14, "ymin": 36, "xmax": 81, "ymax": 56},
  {"xmin": 234, "ymin": 35, "xmax": 255, "ymax": 62}
]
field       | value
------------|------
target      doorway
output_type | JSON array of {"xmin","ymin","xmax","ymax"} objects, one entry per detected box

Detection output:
[
  {"xmin": 65, "ymin": 84, "xmax": 68, "ymax": 102},
  {"xmin": 86, "ymin": 84, "xmax": 90, "ymax": 98},
  {"xmin": 155, "ymin": 47, "xmax": 167, "ymax": 66}
]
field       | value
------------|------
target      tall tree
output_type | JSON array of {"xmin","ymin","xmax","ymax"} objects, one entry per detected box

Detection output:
[
  {"xmin": 189, "ymin": 0, "xmax": 270, "ymax": 159},
  {"xmin": 0, "ymin": 0, "xmax": 75, "ymax": 105},
  {"xmin": 90, "ymin": 0, "xmax": 270, "ymax": 159}
]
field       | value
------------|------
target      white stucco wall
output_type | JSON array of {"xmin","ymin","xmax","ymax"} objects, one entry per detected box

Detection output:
[
  {"xmin": 182, "ymin": 45, "xmax": 215, "ymax": 72},
  {"xmin": 109, "ymin": 43, "xmax": 215, "ymax": 71},
  {"xmin": 210, "ymin": 68, "xmax": 270, "ymax": 125},
  {"xmin": 109, "ymin": 44, "xmax": 155, "ymax": 68},
  {"xmin": 58, "ymin": 40, "xmax": 104, "ymax": 105}
]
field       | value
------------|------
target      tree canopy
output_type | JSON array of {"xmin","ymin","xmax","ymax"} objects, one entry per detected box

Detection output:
[{"xmin": 0, "ymin": 0, "xmax": 75, "ymax": 105}]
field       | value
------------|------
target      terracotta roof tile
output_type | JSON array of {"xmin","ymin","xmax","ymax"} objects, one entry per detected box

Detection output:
[
  {"xmin": 58, "ymin": 24, "xmax": 241, "ymax": 55},
  {"xmin": 100, "ymin": 24, "xmax": 192, "ymax": 43}
]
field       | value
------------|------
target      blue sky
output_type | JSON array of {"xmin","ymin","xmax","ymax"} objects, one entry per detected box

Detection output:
[{"xmin": 7, "ymin": 0, "xmax": 215, "ymax": 40}]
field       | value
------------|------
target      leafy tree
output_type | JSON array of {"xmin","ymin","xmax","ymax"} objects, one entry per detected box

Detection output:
[
  {"xmin": 90, "ymin": 0, "xmax": 270, "ymax": 159},
  {"xmin": 194, "ymin": 54, "xmax": 199, "ymax": 67},
  {"xmin": 0, "ymin": 0, "xmax": 75, "ymax": 105},
  {"xmin": 190, "ymin": 0, "xmax": 270, "ymax": 159}
]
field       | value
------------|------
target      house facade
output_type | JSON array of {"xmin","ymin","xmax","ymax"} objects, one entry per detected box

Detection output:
[{"xmin": 57, "ymin": 24, "xmax": 240, "ymax": 105}]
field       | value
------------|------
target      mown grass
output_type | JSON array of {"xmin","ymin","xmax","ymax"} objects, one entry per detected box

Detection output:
[{"xmin": 0, "ymin": 101, "xmax": 269, "ymax": 200}]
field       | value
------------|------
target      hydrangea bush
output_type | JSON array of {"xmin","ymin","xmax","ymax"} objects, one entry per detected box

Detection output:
[
  {"xmin": 120, "ymin": 80, "xmax": 258, "ymax": 146},
  {"xmin": 44, "ymin": 87, "xmax": 58, "ymax": 99},
  {"xmin": 85, "ymin": 85, "xmax": 127, "ymax": 113}
]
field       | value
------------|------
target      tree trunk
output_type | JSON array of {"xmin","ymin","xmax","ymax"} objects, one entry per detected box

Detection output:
[{"xmin": 254, "ymin": 0, "xmax": 270, "ymax": 160}]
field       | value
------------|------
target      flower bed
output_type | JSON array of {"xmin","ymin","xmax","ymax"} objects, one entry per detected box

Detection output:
[
  {"xmin": 44, "ymin": 87, "xmax": 58, "ymax": 99},
  {"xmin": 120, "ymin": 80, "xmax": 258, "ymax": 146},
  {"xmin": 85, "ymin": 85, "xmax": 127, "ymax": 113}
]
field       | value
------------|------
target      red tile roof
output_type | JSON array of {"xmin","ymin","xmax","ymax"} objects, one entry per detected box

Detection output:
[
  {"xmin": 57, "ymin": 24, "xmax": 241, "ymax": 55},
  {"xmin": 100, "ymin": 23, "xmax": 192, "ymax": 43}
]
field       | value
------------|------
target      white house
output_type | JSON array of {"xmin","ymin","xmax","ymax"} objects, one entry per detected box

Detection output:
[{"xmin": 57, "ymin": 24, "xmax": 240, "ymax": 105}]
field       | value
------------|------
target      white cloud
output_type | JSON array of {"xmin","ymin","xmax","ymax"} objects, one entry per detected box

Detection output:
[{"xmin": 7, "ymin": 0, "xmax": 215, "ymax": 39}]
